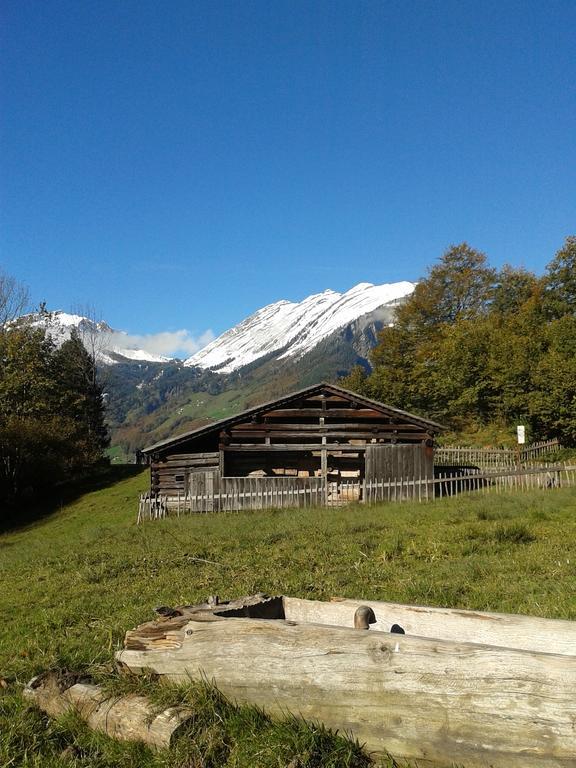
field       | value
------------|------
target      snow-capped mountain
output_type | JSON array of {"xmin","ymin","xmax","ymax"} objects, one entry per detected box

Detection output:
[
  {"xmin": 18, "ymin": 311, "xmax": 172, "ymax": 364},
  {"xmin": 11, "ymin": 282, "xmax": 416, "ymax": 457},
  {"xmin": 184, "ymin": 281, "xmax": 415, "ymax": 373},
  {"xmin": 15, "ymin": 281, "xmax": 414, "ymax": 373}
]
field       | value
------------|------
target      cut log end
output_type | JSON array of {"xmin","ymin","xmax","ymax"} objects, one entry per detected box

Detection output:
[{"xmin": 124, "ymin": 593, "xmax": 284, "ymax": 651}]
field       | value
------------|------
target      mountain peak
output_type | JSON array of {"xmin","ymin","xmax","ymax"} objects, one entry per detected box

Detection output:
[
  {"xmin": 348, "ymin": 281, "xmax": 374, "ymax": 291},
  {"xmin": 16, "ymin": 310, "xmax": 173, "ymax": 365},
  {"xmin": 185, "ymin": 280, "xmax": 415, "ymax": 373}
]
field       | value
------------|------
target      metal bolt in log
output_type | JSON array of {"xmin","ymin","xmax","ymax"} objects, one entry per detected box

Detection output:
[{"xmin": 354, "ymin": 605, "xmax": 376, "ymax": 629}]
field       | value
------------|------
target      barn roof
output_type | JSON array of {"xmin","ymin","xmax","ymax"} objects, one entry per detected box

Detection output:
[{"xmin": 142, "ymin": 382, "xmax": 446, "ymax": 455}]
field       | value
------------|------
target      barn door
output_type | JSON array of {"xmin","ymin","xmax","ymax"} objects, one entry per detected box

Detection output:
[
  {"xmin": 187, "ymin": 471, "xmax": 219, "ymax": 512},
  {"xmin": 365, "ymin": 444, "xmax": 433, "ymax": 500}
]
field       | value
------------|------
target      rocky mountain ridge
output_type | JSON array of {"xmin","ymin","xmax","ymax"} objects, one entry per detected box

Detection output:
[
  {"xmin": 16, "ymin": 310, "xmax": 172, "ymax": 364},
  {"xmin": 185, "ymin": 281, "xmax": 415, "ymax": 372}
]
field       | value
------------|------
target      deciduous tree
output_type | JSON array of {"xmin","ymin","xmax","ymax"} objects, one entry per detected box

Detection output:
[
  {"xmin": 543, "ymin": 235, "xmax": 576, "ymax": 318},
  {"xmin": 342, "ymin": 239, "xmax": 576, "ymax": 445},
  {"xmin": 0, "ymin": 269, "xmax": 29, "ymax": 326}
]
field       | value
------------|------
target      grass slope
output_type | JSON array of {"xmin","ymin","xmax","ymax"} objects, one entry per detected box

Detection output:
[{"xmin": 1, "ymin": 469, "xmax": 576, "ymax": 767}]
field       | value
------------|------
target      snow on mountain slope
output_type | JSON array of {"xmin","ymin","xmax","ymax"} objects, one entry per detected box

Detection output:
[
  {"xmin": 185, "ymin": 281, "xmax": 415, "ymax": 373},
  {"xmin": 19, "ymin": 311, "xmax": 172, "ymax": 364},
  {"xmin": 110, "ymin": 347, "xmax": 172, "ymax": 363}
]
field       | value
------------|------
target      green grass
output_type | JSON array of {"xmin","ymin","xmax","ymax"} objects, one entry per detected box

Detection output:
[
  {"xmin": 1, "ymin": 468, "xmax": 576, "ymax": 767},
  {"xmin": 105, "ymin": 444, "xmax": 127, "ymax": 463}
]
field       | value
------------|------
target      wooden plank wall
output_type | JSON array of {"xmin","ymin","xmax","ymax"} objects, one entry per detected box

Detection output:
[
  {"xmin": 151, "ymin": 452, "xmax": 220, "ymax": 495},
  {"xmin": 365, "ymin": 444, "xmax": 433, "ymax": 482}
]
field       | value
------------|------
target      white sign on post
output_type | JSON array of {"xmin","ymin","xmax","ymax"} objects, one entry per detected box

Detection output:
[{"xmin": 517, "ymin": 425, "xmax": 526, "ymax": 444}]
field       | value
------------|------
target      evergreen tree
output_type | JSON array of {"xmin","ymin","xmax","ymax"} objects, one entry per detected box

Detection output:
[
  {"xmin": 54, "ymin": 328, "xmax": 109, "ymax": 466},
  {"xmin": 0, "ymin": 309, "xmax": 109, "ymax": 510},
  {"xmin": 0, "ymin": 327, "xmax": 70, "ymax": 501}
]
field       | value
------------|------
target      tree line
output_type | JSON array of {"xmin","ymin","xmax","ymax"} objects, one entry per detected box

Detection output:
[
  {"xmin": 342, "ymin": 236, "xmax": 576, "ymax": 446},
  {"xmin": 0, "ymin": 278, "xmax": 109, "ymax": 509}
]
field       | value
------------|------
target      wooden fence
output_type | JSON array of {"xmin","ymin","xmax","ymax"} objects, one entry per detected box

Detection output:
[
  {"xmin": 435, "ymin": 438, "xmax": 561, "ymax": 468},
  {"xmin": 211, "ymin": 476, "xmax": 324, "ymax": 511},
  {"xmin": 137, "ymin": 462, "xmax": 576, "ymax": 521},
  {"xmin": 138, "ymin": 476, "xmax": 324, "ymax": 521},
  {"xmin": 521, "ymin": 438, "xmax": 561, "ymax": 460},
  {"xmin": 435, "ymin": 446, "xmax": 517, "ymax": 468}
]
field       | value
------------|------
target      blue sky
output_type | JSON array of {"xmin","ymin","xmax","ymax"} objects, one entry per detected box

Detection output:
[{"xmin": 2, "ymin": 0, "xmax": 575, "ymax": 356}]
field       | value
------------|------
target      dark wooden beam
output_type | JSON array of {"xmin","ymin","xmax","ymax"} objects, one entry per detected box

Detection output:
[
  {"xmin": 256, "ymin": 408, "xmax": 405, "ymax": 420},
  {"xmin": 220, "ymin": 443, "xmax": 420, "ymax": 452},
  {"xmin": 228, "ymin": 431, "xmax": 428, "ymax": 441},
  {"xmin": 229, "ymin": 422, "xmax": 423, "ymax": 433}
]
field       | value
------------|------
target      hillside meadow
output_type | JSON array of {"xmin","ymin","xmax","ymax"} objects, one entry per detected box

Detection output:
[{"xmin": 1, "ymin": 467, "xmax": 576, "ymax": 767}]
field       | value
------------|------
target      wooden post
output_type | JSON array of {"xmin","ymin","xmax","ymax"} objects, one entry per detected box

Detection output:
[{"xmin": 321, "ymin": 447, "xmax": 328, "ymax": 506}]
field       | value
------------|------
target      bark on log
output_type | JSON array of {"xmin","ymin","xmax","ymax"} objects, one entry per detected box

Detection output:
[{"xmin": 23, "ymin": 671, "xmax": 192, "ymax": 749}]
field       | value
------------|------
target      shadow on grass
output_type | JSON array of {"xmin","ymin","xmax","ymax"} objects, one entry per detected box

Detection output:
[{"xmin": 0, "ymin": 465, "xmax": 145, "ymax": 534}]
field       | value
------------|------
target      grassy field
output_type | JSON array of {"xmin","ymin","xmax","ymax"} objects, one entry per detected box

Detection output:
[{"xmin": 1, "ymin": 468, "xmax": 576, "ymax": 767}]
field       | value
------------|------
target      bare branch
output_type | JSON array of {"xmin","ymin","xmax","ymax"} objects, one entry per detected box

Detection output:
[{"xmin": 0, "ymin": 269, "xmax": 30, "ymax": 326}]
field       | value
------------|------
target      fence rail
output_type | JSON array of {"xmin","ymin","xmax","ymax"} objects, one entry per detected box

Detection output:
[{"xmin": 137, "ymin": 462, "xmax": 576, "ymax": 522}]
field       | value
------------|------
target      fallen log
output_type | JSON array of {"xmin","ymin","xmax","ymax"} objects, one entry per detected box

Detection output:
[
  {"xmin": 23, "ymin": 671, "xmax": 192, "ymax": 750},
  {"xmin": 116, "ymin": 594, "xmax": 576, "ymax": 768}
]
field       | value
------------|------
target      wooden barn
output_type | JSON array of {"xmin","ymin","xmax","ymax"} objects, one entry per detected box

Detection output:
[{"xmin": 141, "ymin": 383, "xmax": 444, "ymax": 509}]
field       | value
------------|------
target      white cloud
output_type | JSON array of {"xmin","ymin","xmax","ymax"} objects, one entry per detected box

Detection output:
[{"xmin": 103, "ymin": 329, "xmax": 215, "ymax": 359}]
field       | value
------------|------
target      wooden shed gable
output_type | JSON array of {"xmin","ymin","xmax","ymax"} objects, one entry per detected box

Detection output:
[{"xmin": 143, "ymin": 382, "xmax": 444, "ymax": 458}]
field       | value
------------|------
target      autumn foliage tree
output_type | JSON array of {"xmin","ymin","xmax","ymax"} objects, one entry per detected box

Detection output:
[{"xmin": 343, "ymin": 237, "xmax": 576, "ymax": 445}]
